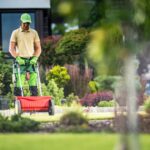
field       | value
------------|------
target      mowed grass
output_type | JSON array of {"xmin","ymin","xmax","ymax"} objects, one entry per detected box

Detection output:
[
  {"xmin": 22, "ymin": 112, "xmax": 115, "ymax": 122},
  {"xmin": 0, "ymin": 133, "xmax": 117, "ymax": 150},
  {"xmin": 0, "ymin": 133, "xmax": 149, "ymax": 150}
]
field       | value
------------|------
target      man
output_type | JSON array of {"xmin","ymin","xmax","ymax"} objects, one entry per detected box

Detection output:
[{"xmin": 9, "ymin": 13, "xmax": 42, "ymax": 96}]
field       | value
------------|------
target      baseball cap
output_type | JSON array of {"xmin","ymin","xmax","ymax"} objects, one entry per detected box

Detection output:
[{"xmin": 20, "ymin": 13, "xmax": 32, "ymax": 23}]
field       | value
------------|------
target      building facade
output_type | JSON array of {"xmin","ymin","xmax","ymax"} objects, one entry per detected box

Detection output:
[{"xmin": 0, "ymin": 0, "xmax": 51, "ymax": 52}]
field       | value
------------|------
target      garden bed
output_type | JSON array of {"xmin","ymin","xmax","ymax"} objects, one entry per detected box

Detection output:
[{"xmin": 38, "ymin": 115, "xmax": 150, "ymax": 133}]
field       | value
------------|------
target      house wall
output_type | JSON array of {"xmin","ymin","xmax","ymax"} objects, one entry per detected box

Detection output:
[{"xmin": 0, "ymin": 0, "xmax": 50, "ymax": 9}]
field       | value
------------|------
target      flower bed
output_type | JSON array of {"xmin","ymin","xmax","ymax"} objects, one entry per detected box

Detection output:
[{"xmin": 80, "ymin": 91, "xmax": 113, "ymax": 106}]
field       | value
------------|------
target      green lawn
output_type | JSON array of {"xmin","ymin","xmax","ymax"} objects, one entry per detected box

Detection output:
[
  {"xmin": 23, "ymin": 112, "xmax": 114, "ymax": 122},
  {"xmin": 0, "ymin": 133, "xmax": 149, "ymax": 150}
]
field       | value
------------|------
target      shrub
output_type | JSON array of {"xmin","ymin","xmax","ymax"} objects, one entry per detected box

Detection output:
[
  {"xmin": 60, "ymin": 111, "xmax": 88, "ymax": 126},
  {"xmin": 59, "ymin": 111, "xmax": 89, "ymax": 132},
  {"xmin": 65, "ymin": 93, "xmax": 79, "ymax": 106},
  {"xmin": 41, "ymin": 83, "xmax": 50, "ymax": 96},
  {"xmin": 88, "ymin": 81, "xmax": 99, "ymax": 93},
  {"xmin": 80, "ymin": 91, "xmax": 113, "ymax": 106},
  {"xmin": 46, "ymin": 79, "xmax": 64, "ymax": 105},
  {"xmin": 97, "ymin": 100, "xmax": 116, "ymax": 107},
  {"xmin": 0, "ymin": 114, "xmax": 39, "ymax": 132},
  {"xmin": 46, "ymin": 65, "xmax": 70, "ymax": 88},
  {"xmin": 55, "ymin": 28, "xmax": 89, "ymax": 55}
]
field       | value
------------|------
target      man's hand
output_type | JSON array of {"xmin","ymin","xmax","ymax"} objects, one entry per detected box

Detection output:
[
  {"xmin": 30, "ymin": 56, "xmax": 38, "ymax": 65},
  {"xmin": 16, "ymin": 56, "xmax": 25, "ymax": 65}
]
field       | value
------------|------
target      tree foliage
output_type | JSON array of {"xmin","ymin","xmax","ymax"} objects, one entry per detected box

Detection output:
[
  {"xmin": 51, "ymin": 0, "xmax": 94, "ymax": 34},
  {"xmin": 133, "ymin": 0, "xmax": 150, "ymax": 39},
  {"xmin": 87, "ymin": 23, "xmax": 124, "ymax": 75},
  {"xmin": 55, "ymin": 28, "xmax": 89, "ymax": 55}
]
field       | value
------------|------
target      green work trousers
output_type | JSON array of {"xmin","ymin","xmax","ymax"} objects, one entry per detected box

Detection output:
[
  {"xmin": 14, "ymin": 59, "xmax": 38, "ymax": 96},
  {"xmin": 15, "ymin": 72, "xmax": 37, "ymax": 87}
]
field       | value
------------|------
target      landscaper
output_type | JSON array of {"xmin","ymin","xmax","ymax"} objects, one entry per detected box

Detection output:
[{"xmin": 9, "ymin": 13, "xmax": 42, "ymax": 96}]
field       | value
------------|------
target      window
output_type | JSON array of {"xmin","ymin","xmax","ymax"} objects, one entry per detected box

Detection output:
[{"xmin": 1, "ymin": 13, "xmax": 35, "ymax": 52}]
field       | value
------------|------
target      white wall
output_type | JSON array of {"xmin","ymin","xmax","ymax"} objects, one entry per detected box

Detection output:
[{"xmin": 0, "ymin": 0, "xmax": 50, "ymax": 9}]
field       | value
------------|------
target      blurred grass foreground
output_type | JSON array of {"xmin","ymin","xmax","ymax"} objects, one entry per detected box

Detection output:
[{"xmin": 0, "ymin": 134, "xmax": 150, "ymax": 150}]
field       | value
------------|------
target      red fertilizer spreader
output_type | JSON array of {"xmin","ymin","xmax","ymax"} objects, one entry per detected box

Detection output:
[
  {"xmin": 15, "ymin": 96, "xmax": 54, "ymax": 115},
  {"xmin": 13, "ymin": 62, "xmax": 55, "ymax": 115}
]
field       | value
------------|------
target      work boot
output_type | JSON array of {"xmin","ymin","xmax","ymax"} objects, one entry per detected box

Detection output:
[
  {"xmin": 29, "ymin": 86, "xmax": 38, "ymax": 96},
  {"xmin": 14, "ymin": 87, "xmax": 22, "ymax": 96}
]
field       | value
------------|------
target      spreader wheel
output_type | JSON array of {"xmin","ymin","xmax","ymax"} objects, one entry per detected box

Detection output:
[
  {"xmin": 48, "ymin": 99, "xmax": 55, "ymax": 115},
  {"xmin": 15, "ymin": 100, "xmax": 22, "ymax": 115}
]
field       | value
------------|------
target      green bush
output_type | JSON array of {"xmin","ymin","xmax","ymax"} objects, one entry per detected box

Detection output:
[
  {"xmin": 65, "ymin": 93, "xmax": 79, "ymax": 106},
  {"xmin": 46, "ymin": 65, "xmax": 70, "ymax": 88},
  {"xmin": 60, "ymin": 111, "xmax": 88, "ymax": 126},
  {"xmin": 55, "ymin": 28, "xmax": 89, "ymax": 55},
  {"xmin": 46, "ymin": 79, "xmax": 64, "ymax": 105},
  {"xmin": 88, "ymin": 81, "xmax": 99, "ymax": 93},
  {"xmin": 59, "ymin": 111, "xmax": 89, "ymax": 132},
  {"xmin": 97, "ymin": 100, "xmax": 116, "ymax": 107},
  {"xmin": 41, "ymin": 83, "xmax": 50, "ymax": 96},
  {"xmin": 0, "ymin": 114, "xmax": 39, "ymax": 132}
]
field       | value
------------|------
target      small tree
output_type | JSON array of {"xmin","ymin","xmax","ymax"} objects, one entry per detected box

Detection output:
[
  {"xmin": 46, "ymin": 79, "xmax": 64, "ymax": 105},
  {"xmin": 46, "ymin": 65, "xmax": 70, "ymax": 88}
]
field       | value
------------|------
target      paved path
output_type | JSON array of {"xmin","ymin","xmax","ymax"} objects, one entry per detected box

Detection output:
[
  {"xmin": 0, "ymin": 106, "xmax": 145, "ymax": 117},
  {"xmin": 0, "ymin": 109, "xmax": 15, "ymax": 116}
]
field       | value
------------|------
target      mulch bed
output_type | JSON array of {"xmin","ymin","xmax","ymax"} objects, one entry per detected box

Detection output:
[{"xmin": 38, "ymin": 115, "xmax": 150, "ymax": 133}]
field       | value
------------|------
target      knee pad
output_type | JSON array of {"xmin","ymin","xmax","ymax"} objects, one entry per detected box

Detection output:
[
  {"xmin": 29, "ymin": 86, "xmax": 38, "ymax": 96},
  {"xmin": 14, "ymin": 87, "xmax": 22, "ymax": 96}
]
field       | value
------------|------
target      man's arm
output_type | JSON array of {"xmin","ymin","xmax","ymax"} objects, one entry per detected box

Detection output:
[
  {"xmin": 9, "ymin": 42, "xmax": 18, "ymax": 58},
  {"xmin": 33, "ymin": 41, "xmax": 42, "ymax": 57}
]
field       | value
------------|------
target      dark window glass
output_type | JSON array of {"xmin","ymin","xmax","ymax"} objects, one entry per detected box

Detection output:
[{"xmin": 2, "ymin": 13, "xmax": 35, "ymax": 52}]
